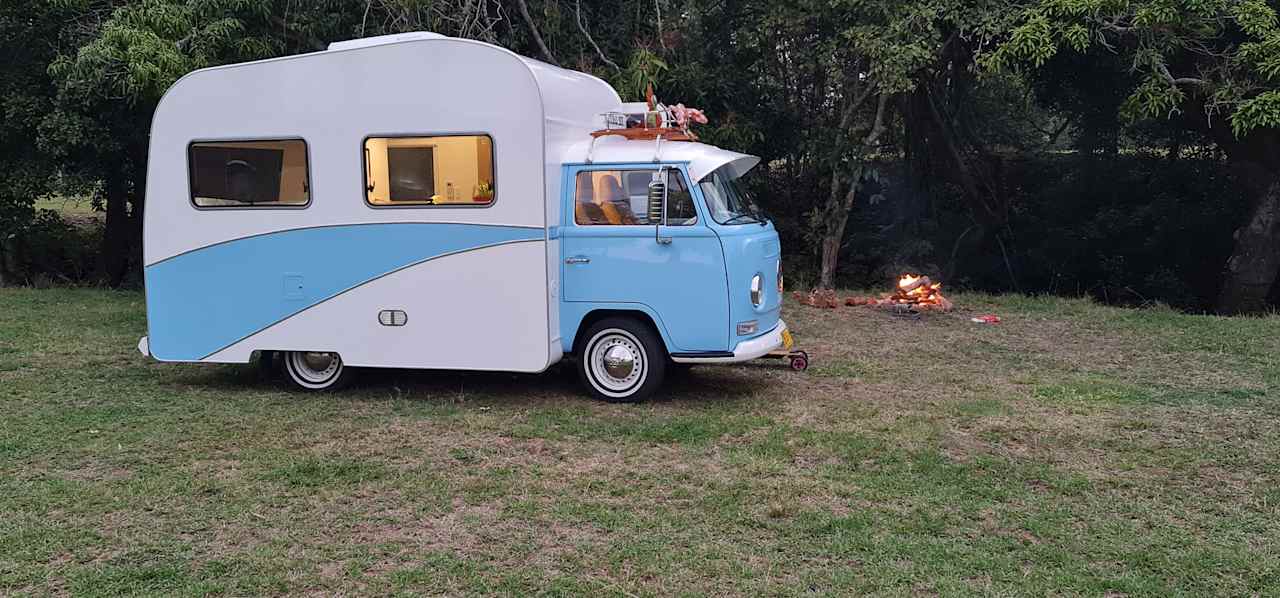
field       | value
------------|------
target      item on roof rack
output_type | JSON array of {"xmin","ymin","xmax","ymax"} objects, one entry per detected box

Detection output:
[{"xmin": 591, "ymin": 85, "xmax": 706, "ymax": 142}]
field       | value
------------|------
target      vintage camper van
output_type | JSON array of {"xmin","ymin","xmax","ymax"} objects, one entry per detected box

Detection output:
[{"xmin": 138, "ymin": 32, "xmax": 793, "ymax": 401}]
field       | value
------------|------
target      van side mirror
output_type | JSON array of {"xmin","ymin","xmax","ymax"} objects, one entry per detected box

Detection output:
[
  {"xmin": 646, "ymin": 180, "xmax": 665, "ymax": 223},
  {"xmin": 648, "ymin": 176, "xmax": 672, "ymax": 245}
]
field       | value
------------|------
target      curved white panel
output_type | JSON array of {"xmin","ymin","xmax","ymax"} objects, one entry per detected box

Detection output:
[{"xmin": 204, "ymin": 241, "xmax": 552, "ymax": 372}]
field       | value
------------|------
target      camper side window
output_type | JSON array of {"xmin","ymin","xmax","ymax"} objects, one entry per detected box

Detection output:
[
  {"xmin": 574, "ymin": 169, "xmax": 697, "ymax": 226},
  {"xmin": 189, "ymin": 140, "xmax": 310, "ymax": 208},
  {"xmin": 364, "ymin": 135, "xmax": 495, "ymax": 206}
]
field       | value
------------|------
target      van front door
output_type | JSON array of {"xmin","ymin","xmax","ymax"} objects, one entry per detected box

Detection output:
[{"xmin": 561, "ymin": 165, "xmax": 729, "ymax": 352}]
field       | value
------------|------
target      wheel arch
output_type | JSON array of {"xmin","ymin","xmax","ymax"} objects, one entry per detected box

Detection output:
[{"xmin": 568, "ymin": 307, "xmax": 673, "ymax": 356}]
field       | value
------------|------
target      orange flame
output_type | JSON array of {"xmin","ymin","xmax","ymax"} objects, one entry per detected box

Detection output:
[{"xmin": 892, "ymin": 274, "xmax": 949, "ymax": 308}]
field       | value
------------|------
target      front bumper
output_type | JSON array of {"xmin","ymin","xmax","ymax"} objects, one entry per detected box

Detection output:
[{"xmin": 670, "ymin": 320, "xmax": 788, "ymax": 364}]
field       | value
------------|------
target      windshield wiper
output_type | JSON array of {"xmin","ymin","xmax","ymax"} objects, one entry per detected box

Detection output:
[
  {"xmin": 720, "ymin": 213, "xmax": 761, "ymax": 225},
  {"xmin": 753, "ymin": 207, "xmax": 769, "ymax": 226}
]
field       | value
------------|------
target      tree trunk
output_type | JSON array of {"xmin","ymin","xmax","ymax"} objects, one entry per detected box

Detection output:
[
  {"xmin": 814, "ymin": 93, "xmax": 888, "ymax": 290},
  {"xmin": 818, "ymin": 228, "xmax": 844, "ymax": 289},
  {"xmin": 1200, "ymin": 118, "xmax": 1280, "ymax": 315},
  {"xmin": 514, "ymin": 0, "xmax": 557, "ymax": 65},
  {"xmin": 817, "ymin": 175, "xmax": 859, "ymax": 289},
  {"xmin": 0, "ymin": 237, "xmax": 17, "ymax": 286},
  {"xmin": 1217, "ymin": 178, "xmax": 1280, "ymax": 314},
  {"xmin": 98, "ymin": 176, "xmax": 130, "ymax": 287}
]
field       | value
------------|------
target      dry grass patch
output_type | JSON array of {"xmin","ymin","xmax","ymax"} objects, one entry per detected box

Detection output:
[{"xmin": 2, "ymin": 288, "xmax": 1279, "ymax": 595}]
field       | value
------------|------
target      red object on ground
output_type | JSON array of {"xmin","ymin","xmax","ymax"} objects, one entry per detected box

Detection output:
[{"xmin": 970, "ymin": 314, "xmax": 1001, "ymax": 324}]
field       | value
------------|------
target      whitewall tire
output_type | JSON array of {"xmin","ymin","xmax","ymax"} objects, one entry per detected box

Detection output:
[
  {"xmin": 577, "ymin": 317, "xmax": 666, "ymax": 402},
  {"xmin": 281, "ymin": 351, "xmax": 352, "ymax": 391}
]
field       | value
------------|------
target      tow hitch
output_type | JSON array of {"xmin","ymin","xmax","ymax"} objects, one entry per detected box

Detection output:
[
  {"xmin": 762, "ymin": 328, "xmax": 808, "ymax": 371},
  {"xmin": 764, "ymin": 349, "xmax": 809, "ymax": 371}
]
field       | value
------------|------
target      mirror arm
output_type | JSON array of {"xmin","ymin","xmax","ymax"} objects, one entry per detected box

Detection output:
[{"xmin": 656, "ymin": 166, "xmax": 672, "ymax": 245}]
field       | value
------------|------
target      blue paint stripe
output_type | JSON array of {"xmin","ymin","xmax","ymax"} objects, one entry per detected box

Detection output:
[{"xmin": 145, "ymin": 223, "xmax": 544, "ymax": 361}]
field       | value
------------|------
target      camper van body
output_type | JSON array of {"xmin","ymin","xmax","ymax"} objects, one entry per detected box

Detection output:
[{"xmin": 139, "ymin": 32, "xmax": 788, "ymax": 400}]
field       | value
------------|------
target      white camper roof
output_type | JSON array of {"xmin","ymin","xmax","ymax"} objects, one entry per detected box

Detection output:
[{"xmin": 565, "ymin": 135, "xmax": 761, "ymax": 182}]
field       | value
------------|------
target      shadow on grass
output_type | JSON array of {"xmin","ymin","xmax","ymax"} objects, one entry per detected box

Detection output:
[{"xmin": 167, "ymin": 358, "xmax": 768, "ymax": 409}]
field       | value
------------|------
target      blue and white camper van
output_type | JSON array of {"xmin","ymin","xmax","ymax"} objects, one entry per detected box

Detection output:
[{"xmin": 138, "ymin": 32, "xmax": 792, "ymax": 401}]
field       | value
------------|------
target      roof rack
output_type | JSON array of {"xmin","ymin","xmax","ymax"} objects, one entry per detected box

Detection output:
[
  {"xmin": 586, "ymin": 129, "xmax": 694, "ymax": 164},
  {"xmin": 586, "ymin": 86, "xmax": 702, "ymax": 164}
]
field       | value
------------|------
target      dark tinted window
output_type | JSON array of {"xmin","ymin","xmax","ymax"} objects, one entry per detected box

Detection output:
[{"xmin": 189, "ymin": 140, "xmax": 309, "ymax": 207}]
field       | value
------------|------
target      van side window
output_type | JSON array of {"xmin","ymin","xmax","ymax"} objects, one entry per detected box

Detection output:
[
  {"xmin": 189, "ymin": 140, "xmax": 309, "ymax": 208},
  {"xmin": 364, "ymin": 135, "xmax": 495, "ymax": 206},
  {"xmin": 574, "ymin": 169, "xmax": 697, "ymax": 226}
]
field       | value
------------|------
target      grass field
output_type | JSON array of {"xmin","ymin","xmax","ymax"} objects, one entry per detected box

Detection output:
[
  {"xmin": 1, "ymin": 288, "xmax": 1278, "ymax": 596},
  {"xmin": 32, "ymin": 197, "xmax": 100, "ymax": 221}
]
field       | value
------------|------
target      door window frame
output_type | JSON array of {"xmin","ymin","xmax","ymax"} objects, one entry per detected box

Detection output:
[{"xmin": 563, "ymin": 163, "xmax": 705, "ymax": 228}]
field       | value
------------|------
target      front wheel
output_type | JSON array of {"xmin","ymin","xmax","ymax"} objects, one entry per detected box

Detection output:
[
  {"xmin": 281, "ymin": 351, "xmax": 353, "ymax": 391},
  {"xmin": 577, "ymin": 318, "xmax": 666, "ymax": 402}
]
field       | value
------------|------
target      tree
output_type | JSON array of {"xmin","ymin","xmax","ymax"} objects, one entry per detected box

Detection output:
[
  {"xmin": 677, "ymin": 0, "xmax": 1021, "ymax": 289},
  {"xmin": 985, "ymin": 0, "xmax": 1280, "ymax": 313},
  {"xmin": 39, "ymin": 0, "xmax": 667, "ymax": 285},
  {"xmin": 0, "ymin": 1, "xmax": 73, "ymax": 284},
  {"xmin": 44, "ymin": 0, "xmax": 295, "ymax": 285}
]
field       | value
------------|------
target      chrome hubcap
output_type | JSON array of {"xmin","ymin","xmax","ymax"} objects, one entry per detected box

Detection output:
[
  {"xmin": 602, "ymin": 345, "xmax": 636, "ymax": 379},
  {"xmin": 290, "ymin": 351, "xmax": 341, "ymax": 384},
  {"xmin": 303, "ymin": 352, "xmax": 336, "ymax": 373},
  {"xmin": 589, "ymin": 331, "xmax": 645, "ymax": 393}
]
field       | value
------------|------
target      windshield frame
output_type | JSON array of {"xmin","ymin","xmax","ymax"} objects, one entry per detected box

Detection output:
[{"xmin": 697, "ymin": 166, "xmax": 764, "ymax": 225}]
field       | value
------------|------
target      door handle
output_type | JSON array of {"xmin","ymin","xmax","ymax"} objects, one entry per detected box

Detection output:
[{"xmin": 565, "ymin": 256, "xmax": 591, "ymax": 264}]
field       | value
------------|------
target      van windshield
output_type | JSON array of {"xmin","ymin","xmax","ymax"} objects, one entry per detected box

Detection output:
[{"xmin": 698, "ymin": 166, "xmax": 763, "ymax": 225}]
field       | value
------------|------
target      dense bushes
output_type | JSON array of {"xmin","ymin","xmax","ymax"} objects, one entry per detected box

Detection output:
[
  {"xmin": 1, "ymin": 151, "xmax": 1252, "ymax": 313},
  {"xmin": 804, "ymin": 153, "xmax": 1250, "ymax": 311},
  {"xmin": 0, "ymin": 210, "xmax": 101, "ymax": 287},
  {"xmin": 4, "ymin": 153, "xmax": 1251, "ymax": 312}
]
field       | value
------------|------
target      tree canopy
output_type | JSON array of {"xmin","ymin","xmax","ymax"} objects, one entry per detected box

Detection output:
[{"xmin": 3, "ymin": 0, "xmax": 1280, "ymax": 312}]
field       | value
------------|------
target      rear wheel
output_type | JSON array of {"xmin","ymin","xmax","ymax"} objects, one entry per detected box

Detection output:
[
  {"xmin": 577, "ymin": 317, "xmax": 666, "ymax": 402},
  {"xmin": 281, "ymin": 351, "xmax": 352, "ymax": 391}
]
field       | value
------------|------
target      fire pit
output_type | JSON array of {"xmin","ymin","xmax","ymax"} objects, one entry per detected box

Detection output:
[
  {"xmin": 883, "ymin": 274, "xmax": 952, "ymax": 311},
  {"xmin": 796, "ymin": 274, "xmax": 953, "ymax": 312}
]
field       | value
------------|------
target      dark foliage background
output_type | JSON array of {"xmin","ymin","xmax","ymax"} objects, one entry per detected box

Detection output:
[{"xmin": 1, "ymin": 0, "xmax": 1278, "ymax": 313}]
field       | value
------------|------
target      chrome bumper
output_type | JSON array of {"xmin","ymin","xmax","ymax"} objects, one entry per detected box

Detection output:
[{"xmin": 670, "ymin": 320, "xmax": 788, "ymax": 364}]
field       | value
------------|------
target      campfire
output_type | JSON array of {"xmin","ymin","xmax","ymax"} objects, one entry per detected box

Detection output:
[
  {"xmin": 885, "ymin": 274, "xmax": 951, "ymax": 310},
  {"xmin": 797, "ymin": 274, "xmax": 953, "ymax": 312}
]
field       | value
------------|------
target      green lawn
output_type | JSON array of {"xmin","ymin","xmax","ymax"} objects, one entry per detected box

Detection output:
[
  {"xmin": 33, "ymin": 196, "xmax": 100, "ymax": 220},
  {"xmin": 1, "ymin": 288, "xmax": 1278, "ymax": 596}
]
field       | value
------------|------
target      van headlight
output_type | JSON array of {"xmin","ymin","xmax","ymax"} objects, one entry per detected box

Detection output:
[
  {"xmin": 777, "ymin": 261, "xmax": 784, "ymax": 294},
  {"xmin": 750, "ymin": 273, "xmax": 763, "ymax": 307}
]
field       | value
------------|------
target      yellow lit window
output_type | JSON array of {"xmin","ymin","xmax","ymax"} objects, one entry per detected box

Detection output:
[{"xmin": 364, "ymin": 135, "xmax": 495, "ymax": 206}]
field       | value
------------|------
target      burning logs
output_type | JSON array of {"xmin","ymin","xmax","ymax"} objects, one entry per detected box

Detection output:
[
  {"xmin": 885, "ymin": 274, "xmax": 952, "ymax": 311},
  {"xmin": 795, "ymin": 274, "xmax": 953, "ymax": 312}
]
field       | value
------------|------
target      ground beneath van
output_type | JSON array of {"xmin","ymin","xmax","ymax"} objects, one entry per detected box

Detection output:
[{"xmin": 1, "ymin": 287, "xmax": 1277, "ymax": 595}]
